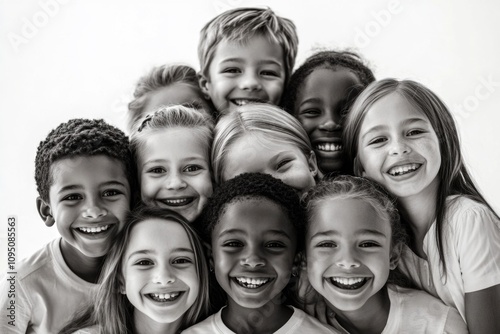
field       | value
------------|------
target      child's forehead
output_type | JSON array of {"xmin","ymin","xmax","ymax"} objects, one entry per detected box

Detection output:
[
  {"xmin": 213, "ymin": 35, "xmax": 283, "ymax": 60},
  {"xmin": 50, "ymin": 155, "xmax": 128, "ymax": 185}
]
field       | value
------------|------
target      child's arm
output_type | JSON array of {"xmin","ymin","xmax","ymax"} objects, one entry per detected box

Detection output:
[{"xmin": 465, "ymin": 285, "xmax": 500, "ymax": 334}]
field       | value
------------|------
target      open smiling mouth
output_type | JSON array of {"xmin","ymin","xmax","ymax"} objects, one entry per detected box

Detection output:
[
  {"xmin": 235, "ymin": 277, "xmax": 271, "ymax": 289},
  {"xmin": 316, "ymin": 143, "xmax": 343, "ymax": 152},
  {"xmin": 329, "ymin": 277, "xmax": 369, "ymax": 290},
  {"xmin": 230, "ymin": 99, "xmax": 266, "ymax": 106},
  {"xmin": 387, "ymin": 163, "xmax": 422, "ymax": 176},
  {"xmin": 148, "ymin": 292, "xmax": 183, "ymax": 302},
  {"xmin": 77, "ymin": 225, "xmax": 111, "ymax": 235},
  {"xmin": 158, "ymin": 198, "xmax": 195, "ymax": 207}
]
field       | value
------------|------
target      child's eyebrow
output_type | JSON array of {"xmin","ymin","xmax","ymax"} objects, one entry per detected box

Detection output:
[
  {"xmin": 57, "ymin": 181, "xmax": 127, "ymax": 194},
  {"xmin": 127, "ymin": 247, "xmax": 194, "ymax": 260},
  {"xmin": 220, "ymin": 58, "xmax": 282, "ymax": 67},
  {"xmin": 356, "ymin": 229, "xmax": 388, "ymax": 239},
  {"xmin": 361, "ymin": 117, "xmax": 429, "ymax": 141},
  {"xmin": 361, "ymin": 124, "xmax": 387, "ymax": 141},
  {"xmin": 264, "ymin": 229, "xmax": 293, "ymax": 240}
]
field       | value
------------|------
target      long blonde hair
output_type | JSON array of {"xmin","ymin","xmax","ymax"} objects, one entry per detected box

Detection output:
[
  {"xmin": 59, "ymin": 205, "xmax": 211, "ymax": 334},
  {"xmin": 212, "ymin": 103, "xmax": 314, "ymax": 184}
]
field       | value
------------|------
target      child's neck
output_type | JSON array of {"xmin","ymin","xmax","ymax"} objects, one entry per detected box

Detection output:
[
  {"xmin": 222, "ymin": 296, "xmax": 293, "ymax": 334},
  {"xmin": 398, "ymin": 180, "xmax": 439, "ymax": 258},
  {"xmin": 331, "ymin": 286, "xmax": 391, "ymax": 334},
  {"xmin": 60, "ymin": 239, "xmax": 105, "ymax": 283},
  {"xmin": 133, "ymin": 310, "xmax": 182, "ymax": 334}
]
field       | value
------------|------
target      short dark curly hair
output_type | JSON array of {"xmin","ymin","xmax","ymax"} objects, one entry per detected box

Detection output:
[
  {"xmin": 281, "ymin": 50, "xmax": 375, "ymax": 115},
  {"xmin": 35, "ymin": 118, "xmax": 136, "ymax": 202},
  {"xmin": 197, "ymin": 172, "xmax": 306, "ymax": 251}
]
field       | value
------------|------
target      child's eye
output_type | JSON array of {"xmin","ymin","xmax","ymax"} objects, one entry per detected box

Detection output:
[
  {"xmin": 135, "ymin": 259, "xmax": 153, "ymax": 266},
  {"xmin": 407, "ymin": 129, "xmax": 424, "ymax": 136},
  {"xmin": 300, "ymin": 108, "xmax": 321, "ymax": 117},
  {"xmin": 102, "ymin": 189, "xmax": 121, "ymax": 197},
  {"xmin": 63, "ymin": 194, "xmax": 82, "ymax": 201},
  {"xmin": 172, "ymin": 257, "xmax": 193, "ymax": 265},
  {"xmin": 317, "ymin": 241, "xmax": 336, "ymax": 248},
  {"xmin": 276, "ymin": 159, "xmax": 292, "ymax": 170},
  {"xmin": 359, "ymin": 241, "xmax": 380, "ymax": 248},
  {"xmin": 222, "ymin": 241, "xmax": 243, "ymax": 247},
  {"xmin": 265, "ymin": 241, "xmax": 285, "ymax": 248},
  {"xmin": 184, "ymin": 165, "xmax": 203, "ymax": 173},
  {"xmin": 261, "ymin": 70, "xmax": 279, "ymax": 77},
  {"xmin": 223, "ymin": 67, "xmax": 240, "ymax": 74},
  {"xmin": 368, "ymin": 137, "xmax": 387, "ymax": 145},
  {"xmin": 148, "ymin": 167, "xmax": 166, "ymax": 174}
]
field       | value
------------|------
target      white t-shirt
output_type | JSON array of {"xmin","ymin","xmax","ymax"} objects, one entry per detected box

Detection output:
[
  {"xmin": 398, "ymin": 195, "xmax": 500, "ymax": 321},
  {"xmin": 182, "ymin": 305, "xmax": 338, "ymax": 334},
  {"xmin": 0, "ymin": 238, "xmax": 98, "ymax": 334},
  {"xmin": 328, "ymin": 285, "xmax": 467, "ymax": 334}
]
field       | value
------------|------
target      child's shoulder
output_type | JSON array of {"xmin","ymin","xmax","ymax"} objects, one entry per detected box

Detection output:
[
  {"xmin": 181, "ymin": 310, "xmax": 221, "ymax": 334},
  {"xmin": 445, "ymin": 195, "xmax": 499, "ymax": 228},
  {"xmin": 17, "ymin": 238, "xmax": 60, "ymax": 280},
  {"xmin": 282, "ymin": 306, "xmax": 340, "ymax": 333},
  {"xmin": 387, "ymin": 284, "xmax": 467, "ymax": 333}
]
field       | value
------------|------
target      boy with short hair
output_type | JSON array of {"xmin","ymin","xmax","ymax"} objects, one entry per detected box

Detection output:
[
  {"xmin": 198, "ymin": 7, "xmax": 298, "ymax": 113},
  {"xmin": 0, "ymin": 119, "xmax": 135, "ymax": 333}
]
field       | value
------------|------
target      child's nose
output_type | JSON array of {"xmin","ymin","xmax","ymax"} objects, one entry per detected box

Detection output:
[
  {"xmin": 318, "ymin": 110, "xmax": 342, "ymax": 131},
  {"xmin": 82, "ymin": 199, "xmax": 107, "ymax": 219},
  {"xmin": 389, "ymin": 138, "xmax": 412, "ymax": 156},
  {"xmin": 335, "ymin": 248, "xmax": 361, "ymax": 269},
  {"xmin": 240, "ymin": 248, "xmax": 266, "ymax": 268},
  {"xmin": 165, "ymin": 171, "xmax": 187, "ymax": 190},
  {"xmin": 153, "ymin": 265, "xmax": 176, "ymax": 285},
  {"xmin": 239, "ymin": 72, "xmax": 262, "ymax": 91}
]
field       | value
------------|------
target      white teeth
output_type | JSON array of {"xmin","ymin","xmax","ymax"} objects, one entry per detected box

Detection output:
[
  {"xmin": 164, "ymin": 198, "xmax": 188, "ymax": 204},
  {"xmin": 235, "ymin": 277, "xmax": 270, "ymax": 288},
  {"xmin": 150, "ymin": 292, "xmax": 180, "ymax": 301},
  {"xmin": 388, "ymin": 163, "xmax": 420, "ymax": 176},
  {"xmin": 316, "ymin": 143, "xmax": 343, "ymax": 152},
  {"xmin": 332, "ymin": 277, "xmax": 365, "ymax": 285},
  {"xmin": 234, "ymin": 99, "xmax": 249, "ymax": 106},
  {"xmin": 78, "ymin": 225, "xmax": 110, "ymax": 234}
]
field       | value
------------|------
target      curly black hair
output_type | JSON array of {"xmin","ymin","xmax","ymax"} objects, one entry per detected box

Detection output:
[
  {"xmin": 35, "ymin": 118, "xmax": 136, "ymax": 203},
  {"xmin": 281, "ymin": 50, "xmax": 375, "ymax": 115},
  {"xmin": 196, "ymin": 172, "xmax": 306, "ymax": 251}
]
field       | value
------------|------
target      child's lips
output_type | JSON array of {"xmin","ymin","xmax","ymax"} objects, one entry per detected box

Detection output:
[
  {"xmin": 230, "ymin": 98, "xmax": 267, "ymax": 106},
  {"xmin": 147, "ymin": 291, "xmax": 184, "ymax": 302},
  {"xmin": 157, "ymin": 197, "xmax": 195, "ymax": 207},
  {"xmin": 386, "ymin": 163, "xmax": 422, "ymax": 177},
  {"xmin": 328, "ymin": 276, "xmax": 369, "ymax": 290}
]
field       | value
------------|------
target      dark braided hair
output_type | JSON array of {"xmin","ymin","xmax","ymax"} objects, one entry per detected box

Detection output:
[
  {"xmin": 282, "ymin": 50, "xmax": 375, "ymax": 115},
  {"xmin": 35, "ymin": 118, "xmax": 136, "ymax": 203},
  {"xmin": 196, "ymin": 172, "xmax": 305, "ymax": 252}
]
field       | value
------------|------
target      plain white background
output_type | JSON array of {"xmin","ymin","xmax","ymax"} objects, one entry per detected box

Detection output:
[{"xmin": 1, "ymin": 0, "xmax": 499, "ymax": 265}]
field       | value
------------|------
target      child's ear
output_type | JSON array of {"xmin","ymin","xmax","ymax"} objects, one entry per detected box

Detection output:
[
  {"xmin": 197, "ymin": 72, "xmax": 211, "ymax": 100},
  {"xmin": 36, "ymin": 197, "xmax": 55, "ymax": 227},
  {"xmin": 389, "ymin": 243, "xmax": 403, "ymax": 270},
  {"xmin": 203, "ymin": 241, "xmax": 215, "ymax": 272},
  {"xmin": 307, "ymin": 151, "xmax": 319, "ymax": 178},
  {"xmin": 118, "ymin": 277, "xmax": 126, "ymax": 295}
]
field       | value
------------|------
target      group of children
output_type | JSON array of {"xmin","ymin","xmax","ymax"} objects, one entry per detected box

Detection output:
[{"xmin": 2, "ymin": 6, "xmax": 499, "ymax": 334}]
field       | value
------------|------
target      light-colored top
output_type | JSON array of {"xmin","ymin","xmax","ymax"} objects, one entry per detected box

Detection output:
[
  {"xmin": 398, "ymin": 195, "xmax": 500, "ymax": 321},
  {"xmin": 0, "ymin": 238, "xmax": 98, "ymax": 334},
  {"xmin": 329, "ymin": 284, "xmax": 468, "ymax": 334},
  {"xmin": 72, "ymin": 325, "xmax": 99, "ymax": 334},
  {"xmin": 182, "ymin": 305, "xmax": 338, "ymax": 334}
]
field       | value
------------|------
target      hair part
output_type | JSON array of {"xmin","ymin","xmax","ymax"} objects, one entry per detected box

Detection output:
[
  {"xmin": 198, "ymin": 7, "xmax": 298, "ymax": 83},
  {"xmin": 212, "ymin": 103, "xmax": 313, "ymax": 184},
  {"xmin": 60, "ymin": 205, "xmax": 211, "ymax": 334},
  {"xmin": 343, "ymin": 78, "xmax": 500, "ymax": 274},
  {"xmin": 127, "ymin": 64, "xmax": 210, "ymax": 132},
  {"xmin": 35, "ymin": 118, "xmax": 135, "ymax": 204},
  {"xmin": 282, "ymin": 50, "xmax": 375, "ymax": 115}
]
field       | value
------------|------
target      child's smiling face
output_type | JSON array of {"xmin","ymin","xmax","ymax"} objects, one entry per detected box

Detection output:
[
  {"xmin": 295, "ymin": 68, "xmax": 362, "ymax": 174},
  {"xmin": 200, "ymin": 35, "xmax": 285, "ymax": 112},
  {"xmin": 356, "ymin": 93, "xmax": 441, "ymax": 199},
  {"xmin": 222, "ymin": 133, "xmax": 316, "ymax": 195},
  {"xmin": 306, "ymin": 198, "xmax": 394, "ymax": 312},
  {"xmin": 211, "ymin": 198, "xmax": 297, "ymax": 309},
  {"xmin": 45, "ymin": 155, "xmax": 130, "ymax": 259},
  {"xmin": 139, "ymin": 127, "xmax": 213, "ymax": 222},
  {"xmin": 122, "ymin": 218, "xmax": 199, "ymax": 326}
]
